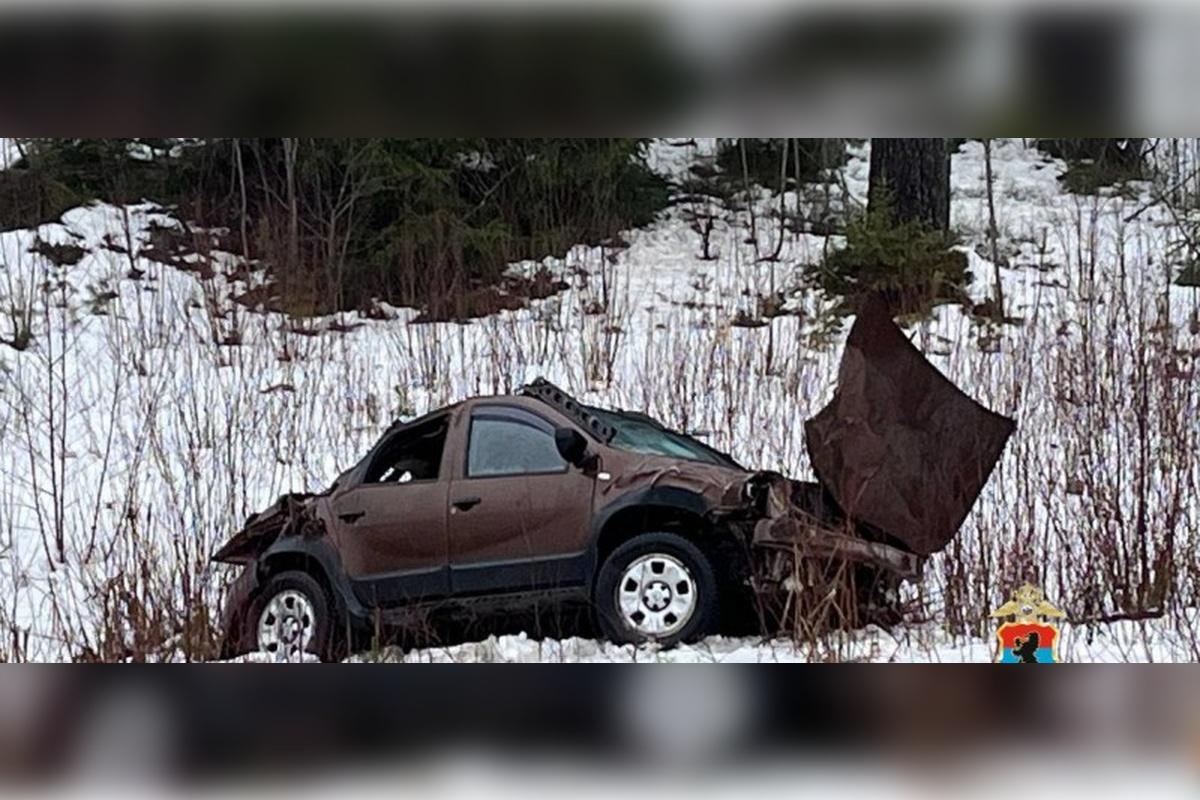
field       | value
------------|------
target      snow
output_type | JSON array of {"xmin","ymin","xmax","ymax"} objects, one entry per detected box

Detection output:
[
  {"xmin": 0, "ymin": 138, "xmax": 1197, "ymax": 662},
  {"xmin": 353, "ymin": 613, "xmax": 1198, "ymax": 664},
  {"xmin": 0, "ymin": 138, "xmax": 19, "ymax": 169}
]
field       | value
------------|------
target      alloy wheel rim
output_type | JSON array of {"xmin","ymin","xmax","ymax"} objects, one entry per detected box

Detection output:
[
  {"xmin": 615, "ymin": 553, "xmax": 697, "ymax": 639},
  {"xmin": 257, "ymin": 589, "xmax": 316, "ymax": 661}
]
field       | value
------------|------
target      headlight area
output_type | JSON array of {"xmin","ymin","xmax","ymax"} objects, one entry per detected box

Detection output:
[{"xmin": 740, "ymin": 473, "xmax": 778, "ymax": 516}]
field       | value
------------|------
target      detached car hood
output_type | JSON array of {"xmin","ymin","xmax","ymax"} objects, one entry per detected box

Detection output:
[{"xmin": 804, "ymin": 296, "xmax": 1015, "ymax": 557}]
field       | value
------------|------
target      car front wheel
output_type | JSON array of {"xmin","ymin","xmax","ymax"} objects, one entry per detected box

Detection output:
[{"xmin": 594, "ymin": 533, "xmax": 718, "ymax": 647}]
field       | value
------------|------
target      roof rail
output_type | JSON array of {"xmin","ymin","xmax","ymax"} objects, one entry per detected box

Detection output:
[{"xmin": 518, "ymin": 378, "xmax": 616, "ymax": 442}]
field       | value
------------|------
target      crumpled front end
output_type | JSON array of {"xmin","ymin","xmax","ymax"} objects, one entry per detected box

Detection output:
[
  {"xmin": 724, "ymin": 296, "xmax": 1014, "ymax": 586},
  {"xmin": 609, "ymin": 456, "xmax": 925, "ymax": 582},
  {"xmin": 721, "ymin": 472, "xmax": 922, "ymax": 580}
]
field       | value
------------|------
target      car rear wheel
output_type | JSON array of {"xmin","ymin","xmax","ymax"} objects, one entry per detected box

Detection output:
[
  {"xmin": 246, "ymin": 571, "xmax": 332, "ymax": 662},
  {"xmin": 595, "ymin": 533, "xmax": 718, "ymax": 647}
]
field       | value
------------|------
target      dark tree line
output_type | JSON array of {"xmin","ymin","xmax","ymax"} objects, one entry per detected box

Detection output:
[
  {"xmin": 4, "ymin": 138, "xmax": 670, "ymax": 318},
  {"xmin": 1, "ymin": 137, "xmax": 1144, "ymax": 320}
]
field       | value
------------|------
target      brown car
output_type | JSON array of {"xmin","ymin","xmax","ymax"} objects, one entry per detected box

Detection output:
[{"xmin": 214, "ymin": 299, "xmax": 1015, "ymax": 660}]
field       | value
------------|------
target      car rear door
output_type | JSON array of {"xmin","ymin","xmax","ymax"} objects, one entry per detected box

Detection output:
[
  {"xmin": 328, "ymin": 414, "xmax": 452, "ymax": 607},
  {"xmin": 446, "ymin": 402, "xmax": 597, "ymax": 595}
]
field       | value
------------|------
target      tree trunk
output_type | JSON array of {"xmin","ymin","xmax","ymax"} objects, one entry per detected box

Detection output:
[
  {"xmin": 868, "ymin": 138, "xmax": 951, "ymax": 232},
  {"xmin": 983, "ymin": 139, "xmax": 1005, "ymax": 319}
]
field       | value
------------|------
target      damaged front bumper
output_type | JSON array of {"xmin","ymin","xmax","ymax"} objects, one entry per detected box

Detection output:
[
  {"xmin": 724, "ymin": 472, "xmax": 922, "ymax": 581},
  {"xmin": 751, "ymin": 515, "xmax": 921, "ymax": 579}
]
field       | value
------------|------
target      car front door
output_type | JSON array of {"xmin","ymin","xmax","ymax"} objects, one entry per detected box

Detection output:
[
  {"xmin": 328, "ymin": 414, "xmax": 452, "ymax": 607},
  {"xmin": 446, "ymin": 403, "xmax": 597, "ymax": 595}
]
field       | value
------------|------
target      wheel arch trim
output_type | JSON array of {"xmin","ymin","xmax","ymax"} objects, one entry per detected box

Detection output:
[{"xmin": 256, "ymin": 536, "xmax": 369, "ymax": 621}]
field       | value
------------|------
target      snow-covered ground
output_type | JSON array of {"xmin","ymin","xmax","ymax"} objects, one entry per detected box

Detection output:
[
  {"xmin": 0, "ymin": 138, "xmax": 1197, "ymax": 662},
  {"xmin": 354, "ymin": 611, "xmax": 1200, "ymax": 663}
]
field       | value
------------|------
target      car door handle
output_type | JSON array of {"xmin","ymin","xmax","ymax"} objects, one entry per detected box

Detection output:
[
  {"xmin": 338, "ymin": 511, "xmax": 366, "ymax": 523},
  {"xmin": 452, "ymin": 496, "xmax": 482, "ymax": 511}
]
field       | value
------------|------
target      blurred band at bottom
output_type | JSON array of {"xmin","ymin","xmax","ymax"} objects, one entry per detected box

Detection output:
[{"xmin": 0, "ymin": 668, "xmax": 1195, "ymax": 793}]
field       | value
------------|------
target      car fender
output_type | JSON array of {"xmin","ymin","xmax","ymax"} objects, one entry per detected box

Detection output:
[
  {"xmin": 588, "ymin": 485, "xmax": 719, "ymax": 582},
  {"xmin": 593, "ymin": 485, "xmax": 714, "ymax": 534},
  {"xmin": 255, "ymin": 534, "xmax": 370, "ymax": 621}
]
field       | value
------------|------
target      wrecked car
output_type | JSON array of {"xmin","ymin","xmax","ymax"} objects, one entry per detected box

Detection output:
[{"xmin": 214, "ymin": 298, "xmax": 1015, "ymax": 660}]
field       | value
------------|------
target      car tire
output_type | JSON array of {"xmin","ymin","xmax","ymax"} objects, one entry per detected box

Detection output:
[
  {"xmin": 594, "ymin": 533, "xmax": 718, "ymax": 647},
  {"xmin": 244, "ymin": 571, "xmax": 334, "ymax": 662}
]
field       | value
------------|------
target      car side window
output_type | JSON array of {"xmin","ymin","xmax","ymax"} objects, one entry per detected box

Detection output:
[
  {"xmin": 364, "ymin": 417, "xmax": 448, "ymax": 484},
  {"xmin": 467, "ymin": 407, "xmax": 566, "ymax": 477}
]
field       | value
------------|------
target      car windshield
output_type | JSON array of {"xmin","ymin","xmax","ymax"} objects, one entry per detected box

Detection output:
[{"xmin": 586, "ymin": 407, "xmax": 740, "ymax": 468}]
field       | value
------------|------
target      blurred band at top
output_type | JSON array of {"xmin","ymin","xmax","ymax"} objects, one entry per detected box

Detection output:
[{"xmin": 0, "ymin": 2, "xmax": 1195, "ymax": 133}]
